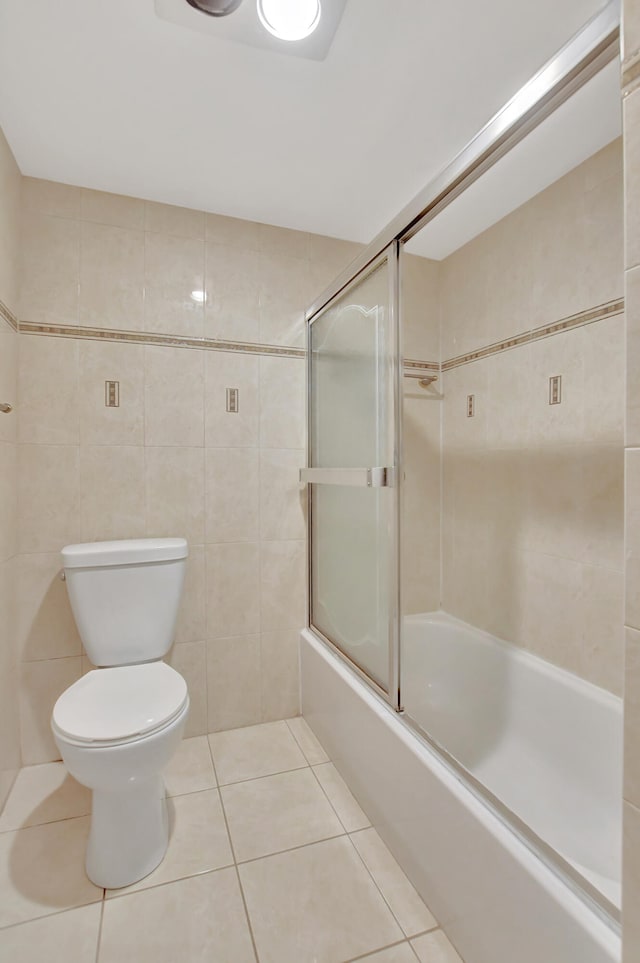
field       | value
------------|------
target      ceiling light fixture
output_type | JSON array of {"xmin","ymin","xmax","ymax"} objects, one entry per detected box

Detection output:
[
  {"xmin": 256, "ymin": 0, "xmax": 321, "ymax": 42},
  {"xmin": 185, "ymin": 0, "xmax": 244, "ymax": 16}
]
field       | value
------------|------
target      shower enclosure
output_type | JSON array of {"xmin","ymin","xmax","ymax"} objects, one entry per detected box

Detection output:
[{"xmin": 300, "ymin": 4, "xmax": 622, "ymax": 963}]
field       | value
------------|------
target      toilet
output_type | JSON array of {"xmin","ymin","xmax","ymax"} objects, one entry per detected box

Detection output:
[{"xmin": 50, "ymin": 537, "xmax": 190, "ymax": 890}]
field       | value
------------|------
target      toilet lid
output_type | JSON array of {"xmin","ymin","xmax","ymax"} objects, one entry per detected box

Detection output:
[{"xmin": 52, "ymin": 663, "xmax": 188, "ymax": 744}]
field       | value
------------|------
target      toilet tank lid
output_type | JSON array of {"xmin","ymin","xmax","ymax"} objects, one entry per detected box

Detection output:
[{"xmin": 61, "ymin": 538, "xmax": 188, "ymax": 568}]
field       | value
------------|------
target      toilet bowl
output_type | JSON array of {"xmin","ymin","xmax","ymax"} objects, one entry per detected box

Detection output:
[{"xmin": 51, "ymin": 538, "xmax": 190, "ymax": 889}]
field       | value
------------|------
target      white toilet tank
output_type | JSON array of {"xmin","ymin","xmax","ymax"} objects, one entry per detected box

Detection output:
[{"xmin": 61, "ymin": 538, "xmax": 188, "ymax": 667}]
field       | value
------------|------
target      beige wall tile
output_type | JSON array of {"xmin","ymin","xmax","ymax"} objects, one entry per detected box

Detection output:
[
  {"xmin": 628, "ymin": 267, "xmax": 640, "ymax": 447},
  {"xmin": 259, "ymin": 540, "xmax": 306, "ymax": 632},
  {"xmin": 259, "ymin": 448, "xmax": 306, "ymax": 541},
  {"xmin": 206, "ymin": 212, "xmax": 261, "ymax": 250},
  {"xmin": 79, "ymin": 221, "xmax": 144, "ymax": 329},
  {"xmin": 623, "ymin": 0, "xmax": 640, "ymax": 63},
  {"xmin": 625, "ymin": 88, "xmax": 640, "ymax": 271},
  {"xmin": 78, "ymin": 339, "xmax": 144, "ymax": 446},
  {"xmin": 579, "ymin": 564, "xmax": 624, "ymax": 695},
  {"xmin": 18, "ymin": 444, "xmax": 80, "ymax": 554},
  {"xmin": 258, "ymin": 223, "xmax": 310, "ymax": 260},
  {"xmin": 258, "ymin": 251, "xmax": 311, "ymax": 347},
  {"xmin": 402, "ymin": 253, "xmax": 440, "ymax": 360},
  {"xmin": 625, "ymin": 627, "xmax": 640, "ymax": 809},
  {"xmin": 204, "ymin": 289, "xmax": 260, "ymax": 343},
  {"xmin": 0, "ymin": 128, "xmax": 21, "ymax": 315},
  {"xmin": 260, "ymin": 629, "xmax": 300, "ymax": 722},
  {"xmin": 17, "ymin": 552, "xmax": 82, "ymax": 662},
  {"xmin": 0, "ymin": 326, "xmax": 18, "ymax": 444},
  {"xmin": 79, "ymin": 445, "xmax": 146, "ymax": 542},
  {"xmin": 0, "ymin": 559, "xmax": 20, "ymax": 782},
  {"xmin": 145, "ymin": 446, "xmax": 205, "ymax": 545},
  {"xmin": 0, "ymin": 441, "xmax": 17, "ymax": 561},
  {"xmin": 22, "ymin": 177, "xmax": 81, "ymax": 219},
  {"xmin": 168, "ymin": 640, "xmax": 207, "ymax": 738},
  {"xmin": 626, "ymin": 448, "xmax": 640, "ymax": 630},
  {"xmin": 205, "ymin": 447, "xmax": 259, "ymax": 544},
  {"xmin": 144, "ymin": 200, "xmax": 205, "ymax": 239},
  {"xmin": 18, "ymin": 335, "xmax": 79, "ymax": 445},
  {"xmin": 624, "ymin": 800, "xmax": 640, "ymax": 962},
  {"xmin": 205, "ymin": 542, "xmax": 260, "ymax": 639},
  {"xmin": 19, "ymin": 211, "xmax": 79, "ymax": 325},
  {"xmin": 259, "ymin": 356, "xmax": 305, "ymax": 450},
  {"xmin": 144, "ymin": 231, "xmax": 204, "ymax": 337},
  {"xmin": 205, "ymin": 350, "xmax": 259, "ymax": 448},
  {"xmin": 583, "ymin": 314, "xmax": 625, "ymax": 447},
  {"xmin": 80, "ymin": 188, "xmax": 144, "ymax": 230},
  {"xmin": 19, "ymin": 656, "xmax": 82, "ymax": 764},
  {"xmin": 175, "ymin": 544, "xmax": 206, "ymax": 644},
  {"xmin": 206, "ymin": 635, "xmax": 262, "ymax": 732},
  {"xmin": 144, "ymin": 345, "xmax": 204, "ymax": 447}
]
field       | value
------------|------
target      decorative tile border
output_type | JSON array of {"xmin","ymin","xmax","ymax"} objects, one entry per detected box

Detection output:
[
  {"xmin": 18, "ymin": 320, "xmax": 305, "ymax": 360},
  {"xmin": 404, "ymin": 358, "xmax": 440, "ymax": 373},
  {"xmin": 441, "ymin": 298, "xmax": 624, "ymax": 371},
  {"xmin": 0, "ymin": 300, "xmax": 18, "ymax": 332}
]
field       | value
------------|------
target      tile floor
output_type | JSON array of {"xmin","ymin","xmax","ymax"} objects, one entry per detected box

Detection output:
[{"xmin": 0, "ymin": 717, "xmax": 463, "ymax": 963}]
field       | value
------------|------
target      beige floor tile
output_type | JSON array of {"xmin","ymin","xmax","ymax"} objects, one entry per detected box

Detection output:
[
  {"xmin": 221, "ymin": 768, "xmax": 343, "ymax": 862},
  {"xmin": 411, "ymin": 930, "xmax": 463, "ymax": 963},
  {"xmin": 313, "ymin": 762, "xmax": 370, "ymax": 833},
  {"xmin": 239, "ymin": 835, "xmax": 403, "ymax": 963},
  {"xmin": 100, "ymin": 868, "xmax": 255, "ymax": 963},
  {"xmin": 286, "ymin": 716, "xmax": 329, "ymax": 765},
  {"xmin": 0, "ymin": 762, "xmax": 90, "ymax": 833},
  {"xmin": 356, "ymin": 943, "xmax": 420, "ymax": 962},
  {"xmin": 351, "ymin": 829, "xmax": 437, "ymax": 937},
  {"xmin": 0, "ymin": 816, "xmax": 102, "ymax": 927},
  {"xmin": 105, "ymin": 789, "xmax": 232, "ymax": 897},
  {"xmin": 209, "ymin": 720, "xmax": 307, "ymax": 785},
  {"xmin": 163, "ymin": 736, "xmax": 216, "ymax": 797},
  {"xmin": 0, "ymin": 903, "xmax": 101, "ymax": 962}
]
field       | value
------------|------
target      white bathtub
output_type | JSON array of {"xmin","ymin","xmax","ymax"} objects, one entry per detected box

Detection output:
[{"xmin": 301, "ymin": 614, "xmax": 622, "ymax": 963}]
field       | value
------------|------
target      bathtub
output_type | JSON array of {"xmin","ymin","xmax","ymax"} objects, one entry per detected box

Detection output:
[{"xmin": 300, "ymin": 612, "xmax": 622, "ymax": 963}]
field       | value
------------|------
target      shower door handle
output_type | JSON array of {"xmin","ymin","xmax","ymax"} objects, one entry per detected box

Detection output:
[{"xmin": 299, "ymin": 467, "xmax": 396, "ymax": 488}]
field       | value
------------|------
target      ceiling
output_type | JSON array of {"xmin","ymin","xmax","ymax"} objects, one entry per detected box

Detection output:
[
  {"xmin": 0, "ymin": 0, "xmax": 612, "ymax": 245},
  {"xmin": 407, "ymin": 58, "xmax": 622, "ymax": 260}
]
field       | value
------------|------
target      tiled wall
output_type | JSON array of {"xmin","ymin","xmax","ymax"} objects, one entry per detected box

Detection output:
[
  {"xmin": 622, "ymin": 0, "xmax": 640, "ymax": 955},
  {"xmin": 16, "ymin": 177, "xmax": 362, "ymax": 763},
  {"xmin": 438, "ymin": 141, "xmax": 625, "ymax": 693},
  {"xmin": 0, "ymin": 127, "xmax": 21, "ymax": 807},
  {"xmin": 402, "ymin": 255, "xmax": 441, "ymax": 615}
]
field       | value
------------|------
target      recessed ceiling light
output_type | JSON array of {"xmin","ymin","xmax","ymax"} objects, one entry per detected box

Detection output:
[
  {"xmin": 256, "ymin": 0, "xmax": 321, "ymax": 42},
  {"xmin": 185, "ymin": 0, "xmax": 244, "ymax": 16}
]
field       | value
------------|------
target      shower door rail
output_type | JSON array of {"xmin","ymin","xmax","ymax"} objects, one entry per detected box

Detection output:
[{"xmin": 305, "ymin": 242, "xmax": 402, "ymax": 709}]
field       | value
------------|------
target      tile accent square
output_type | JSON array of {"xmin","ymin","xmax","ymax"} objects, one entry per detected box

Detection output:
[
  {"xmin": 100, "ymin": 868, "xmax": 255, "ymax": 963},
  {"xmin": 221, "ymin": 767, "xmax": 343, "ymax": 862},
  {"xmin": 209, "ymin": 720, "xmax": 307, "ymax": 785},
  {"xmin": 239, "ymin": 835, "xmax": 403, "ymax": 963}
]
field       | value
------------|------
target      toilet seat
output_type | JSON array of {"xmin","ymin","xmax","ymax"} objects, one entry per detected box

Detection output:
[{"xmin": 52, "ymin": 662, "xmax": 188, "ymax": 747}]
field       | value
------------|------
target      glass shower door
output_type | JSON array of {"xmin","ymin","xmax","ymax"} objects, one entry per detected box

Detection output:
[{"xmin": 304, "ymin": 244, "xmax": 400, "ymax": 705}]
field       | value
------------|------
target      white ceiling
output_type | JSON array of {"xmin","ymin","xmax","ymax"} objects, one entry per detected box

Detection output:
[
  {"xmin": 407, "ymin": 58, "xmax": 622, "ymax": 260},
  {"xmin": 0, "ymin": 0, "xmax": 611, "ymax": 245}
]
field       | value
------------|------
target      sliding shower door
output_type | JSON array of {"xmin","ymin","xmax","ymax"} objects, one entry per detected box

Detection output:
[{"xmin": 305, "ymin": 244, "xmax": 401, "ymax": 706}]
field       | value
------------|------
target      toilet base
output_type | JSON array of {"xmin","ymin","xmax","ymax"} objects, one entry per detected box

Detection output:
[{"xmin": 86, "ymin": 775, "xmax": 169, "ymax": 889}]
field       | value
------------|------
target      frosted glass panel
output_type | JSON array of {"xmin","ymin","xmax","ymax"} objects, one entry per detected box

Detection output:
[{"xmin": 309, "ymin": 256, "xmax": 397, "ymax": 694}]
